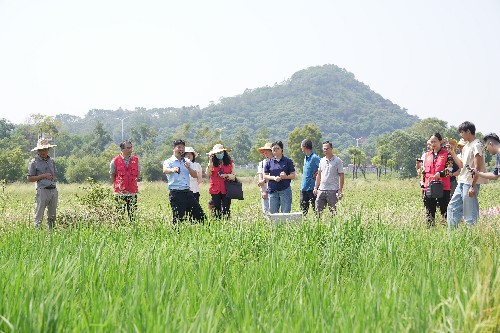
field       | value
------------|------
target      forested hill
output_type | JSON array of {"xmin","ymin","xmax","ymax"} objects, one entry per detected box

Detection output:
[{"xmin": 58, "ymin": 64, "xmax": 418, "ymax": 149}]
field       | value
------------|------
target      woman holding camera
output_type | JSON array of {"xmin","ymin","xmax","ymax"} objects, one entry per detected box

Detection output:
[
  {"xmin": 206, "ymin": 144, "xmax": 235, "ymax": 219},
  {"xmin": 422, "ymin": 133, "xmax": 455, "ymax": 227}
]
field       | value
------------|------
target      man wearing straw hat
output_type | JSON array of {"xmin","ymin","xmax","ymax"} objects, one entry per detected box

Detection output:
[
  {"xmin": 27, "ymin": 138, "xmax": 58, "ymax": 230},
  {"xmin": 257, "ymin": 142, "xmax": 273, "ymax": 215}
]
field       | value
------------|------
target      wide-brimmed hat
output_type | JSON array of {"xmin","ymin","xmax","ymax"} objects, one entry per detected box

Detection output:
[
  {"xmin": 457, "ymin": 138, "xmax": 466, "ymax": 147},
  {"xmin": 184, "ymin": 146, "xmax": 199, "ymax": 158},
  {"xmin": 257, "ymin": 142, "xmax": 273, "ymax": 154},
  {"xmin": 207, "ymin": 144, "xmax": 232, "ymax": 155},
  {"xmin": 31, "ymin": 138, "xmax": 57, "ymax": 151}
]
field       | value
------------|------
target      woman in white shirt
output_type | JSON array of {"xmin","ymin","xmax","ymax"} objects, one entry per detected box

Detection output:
[{"xmin": 184, "ymin": 147, "xmax": 203, "ymax": 202}]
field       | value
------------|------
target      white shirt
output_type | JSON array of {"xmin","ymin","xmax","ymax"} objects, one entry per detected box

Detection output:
[{"xmin": 189, "ymin": 161, "xmax": 202, "ymax": 193}]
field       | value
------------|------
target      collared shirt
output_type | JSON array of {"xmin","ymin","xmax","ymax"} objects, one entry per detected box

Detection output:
[
  {"xmin": 317, "ymin": 155, "xmax": 344, "ymax": 191},
  {"xmin": 257, "ymin": 158, "xmax": 269, "ymax": 193},
  {"xmin": 27, "ymin": 155, "xmax": 57, "ymax": 189},
  {"xmin": 109, "ymin": 155, "xmax": 142, "ymax": 174},
  {"xmin": 458, "ymin": 139, "xmax": 488, "ymax": 184},
  {"xmin": 301, "ymin": 151, "xmax": 320, "ymax": 191},
  {"xmin": 264, "ymin": 156, "xmax": 295, "ymax": 193},
  {"xmin": 163, "ymin": 155, "xmax": 193, "ymax": 190}
]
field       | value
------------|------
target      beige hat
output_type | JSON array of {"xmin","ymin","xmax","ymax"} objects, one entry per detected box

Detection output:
[
  {"xmin": 207, "ymin": 143, "xmax": 232, "ymax": 155},
  {"xmin": 31, "ymin": 138, "xmax": 57, "ymax": 151},
  {"xmin": 457, "ymin": 138, "xmax": 466, "ymax": 147},
  {"xmin": 257, "ymin": 142, "xmax": 273, "ymax": 154},
  {"xmin": 184, "ymin": 146, "xmax": 199, "ymax": 158}
]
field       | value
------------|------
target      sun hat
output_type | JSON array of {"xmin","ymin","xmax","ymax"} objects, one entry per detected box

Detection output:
[
  {"xmin": 457, "ymin": 138, "xmax": 466, "ymax": 147},
  {"xmin": 257, "ymin": 142, "xmax": 273, "ymax": 154},
  {"xmin": 31, "ymin": 138, "xmax": 57, "ymax": 151},
  {"xmin": 207, "ymin": 144, "xmax": 232, "ymax": 155},
  {"xmin": 184, "ymin": 146, "xmax": 199, "ymax": 158}
]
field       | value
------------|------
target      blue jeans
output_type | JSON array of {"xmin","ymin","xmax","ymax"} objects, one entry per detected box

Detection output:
[
  {"xmin": 447, "ymin": 183, "xmax": 480, "ymax": 228},
  {"xmin": 269, "ymin": 186, "xmax": 292, "ymax": 213}
]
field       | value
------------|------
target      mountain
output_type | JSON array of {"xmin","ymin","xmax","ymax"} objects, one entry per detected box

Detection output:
[{"xmin": 57, "ymin": 64, "xmax": 419, "ymax": 149}]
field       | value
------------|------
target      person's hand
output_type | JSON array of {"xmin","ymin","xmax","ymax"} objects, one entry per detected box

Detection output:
[
  {"xmin": 261, "ymin": 192, "xmax": 268, "ymax": 199},
  {"xmin": 274, "ymin": 176, "xmax": 281, "ymax": 182},
  {"xmin": 175, "ymin": 167, "xmax": 180, "ymax": 174},
  {"xmin": 184, "ymin": 161, "xmax": 191, "ymax": 169},
  {"xmin": 449, "ymin": 140, "xmax": 458, "ymax": 151},
  {"xmin": 279, "ymin": 171, "xmax": 286, "ymax": 178},
  {"xmin": 468, "ymin": 186, "xmax": 476, "ymax": 197},
  {"xmin": 313, "ymin": 188, "xmax": 318, "ymax": 196},
  {"xmin": 43, "ymin": 173, "xmax": 52, "ymax": 180},
  {"xmin": 433, "ymin": 172, "xmax": 440, "ymax": 180},
  {"xmin": 337, "ymin": 191, "xmax": 343, "ymax": 200},
  {"xmin": 257, "ymin": 179, "xmax": 265, "ymax": 187}
]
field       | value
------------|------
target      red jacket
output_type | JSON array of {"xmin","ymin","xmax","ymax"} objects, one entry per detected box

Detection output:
[
  {"xmin": 113, "ymin": 155, "xmax": 139, "ymax": 194},
  {"xmin": 209, "ymin": 163, "xmax": 233, "ymax": 194},
  {"xmin": 423, "ymin": 149, "xmax": 451, "ymax": 191}
]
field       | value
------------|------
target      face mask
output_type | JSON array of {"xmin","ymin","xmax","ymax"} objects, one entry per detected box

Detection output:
[{"xmin": 216, "ymin": 153, "xmax": 224, "ymax": 160}]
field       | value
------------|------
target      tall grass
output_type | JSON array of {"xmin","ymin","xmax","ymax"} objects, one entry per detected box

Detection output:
[{"xmin": 0, "ymin": 177, "xmax": 498, "ymax": 332}]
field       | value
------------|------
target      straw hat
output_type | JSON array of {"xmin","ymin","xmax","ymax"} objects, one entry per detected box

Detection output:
[
  {"xmin": 184, "ymin": 146, "xmax": 199, "ymax": 158},
  {"xmin": 457, "ymin": 138, "xmax": 466, "ymax": 147},
  {"xmin": 257, "ymin": 142, "xmax": 273, "ymax": 154},
  {"xmin": 31, "ymin": 138, "xmax": 57, "ymax": 151},
  {"xmin": 207, "ymin": 143, "xmax": 232, "ymax": 155}
]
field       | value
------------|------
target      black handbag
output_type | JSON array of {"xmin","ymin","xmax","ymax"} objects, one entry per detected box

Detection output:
[
  {"xmin": 426, "ymin": 180, "xmax": 444, "ymax": 198},
  {"xmin": 225, "ymin": 178, "xmax": 244, "ymax": 200}
]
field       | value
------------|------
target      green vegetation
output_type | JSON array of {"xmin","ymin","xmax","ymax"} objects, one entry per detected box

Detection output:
[{"xmin": 0, "ymin": 177, "xmax": 498, "ymax": 332}]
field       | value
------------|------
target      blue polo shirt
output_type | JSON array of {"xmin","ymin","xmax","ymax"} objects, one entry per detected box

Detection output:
[
  {"xmin": 264, "ymin": 156, "xmax": 295, "ymax": 193},
  {"xmin": 301, "ymin": 151, "xmax": 320, "ymax": 191},
  {"xmin": 163, "ymin": 155, "xmax": 192, "ymax": 190}
]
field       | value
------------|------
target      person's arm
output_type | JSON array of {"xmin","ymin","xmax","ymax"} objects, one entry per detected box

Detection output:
[
  {"xmin": 225, "ymin": 162, "xmax": 236, "ymax": 181},
  {"xmin": 468, "ymin": 153, "xmax": 482, "ymax": 197},
  {"xmin": 163, "ymin": 160, "xmax": 178, "ymax": 174},
  {"xmin": 448, "ymin": 141, "xmax": 463, "ymax": 168},
  {"xmin": 338, "ymin": 173, "xmax": 345, "ymax": 194},
  {"xmin": 205, "ymin": 156, "xmax": 213, "ymax": 176},
  {"xmin": 27, "ymin": 174, "xmax": 51, "ymax": 182},
  {"xmin": 476, "ymin": 171, "xmax": 500, "ymax": 180},
  {"xmin": 184, "ymin": 161, "xmax": 198, "ymax": 178},
  {"xmin": 313, "ymin": 166, "xmax": 321, "ymax": 196}
]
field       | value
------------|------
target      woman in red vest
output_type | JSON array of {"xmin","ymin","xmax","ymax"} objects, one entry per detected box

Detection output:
[
  {"xmin": 206, "ymin": 144, "xmax": 235, "ymax": 219},
  {"xmin": 422, "ymin": 133, "xmax": 454, "ymax": 227}
]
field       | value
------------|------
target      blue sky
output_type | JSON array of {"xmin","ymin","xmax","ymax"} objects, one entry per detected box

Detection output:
[{"xmin": 0, "ymin": 0, "xmax": 499, "ymax": 134}]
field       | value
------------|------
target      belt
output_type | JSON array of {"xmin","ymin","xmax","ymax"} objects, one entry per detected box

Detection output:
[
  {"xmin": 44, "ymin": 185, "xmax": 56, "ymax": 189},
  {"xmin": 170, "ymin": 189, "xmax": 190, "ymax": 193}
]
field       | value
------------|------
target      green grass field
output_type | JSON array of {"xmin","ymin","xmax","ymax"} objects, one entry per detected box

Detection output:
[{"xmin": 0, "ymin": 176, "xmax": 498, "ymax": 332}]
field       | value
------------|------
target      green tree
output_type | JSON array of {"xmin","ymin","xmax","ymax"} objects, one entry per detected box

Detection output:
[
  {"xmin": 0, "ymin": 148, "xmax": 25, "ymax": 182},
  {"xmin": 347, "ymin": 146, "xmax": 366, "ymax": 179},
  {"xmin": 65, "ymin": 155, "xmax": 109, "ymax": 183},
  {"xmin": 287, "ymin": 124, "xmax": 322, "ymax": 173},
  {"xmin": 80, "ymin": 121, "xmax": 112, "ymax": 155},
  {"xmin": 0, "ymin": 118, "xmax": 14, "ymax": 139},
  {"xmin": 409, "ymin": 118, "xmax": 448, "ymax": 139},
  {"xmin": 231, "ymin": 128, "xmax": 252, "ymax": 165},
  {"xmin": 387, "ymin": 130, "xmax": 426, "ymax": 178}
]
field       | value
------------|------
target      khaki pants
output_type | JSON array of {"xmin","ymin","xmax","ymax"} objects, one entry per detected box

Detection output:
[
  {"xmin": 34, "ymin": 188, "xmax": 58, "ymax": 229},
  {"xmin": 315, "ymin": 190, "xmax": 338, "ymax": 213}
]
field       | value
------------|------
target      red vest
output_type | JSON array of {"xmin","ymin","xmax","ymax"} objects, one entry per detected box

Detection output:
[
  {"xmin": 113, "ymin": 155, "xmax": 139, "ymax": 194},
  {"xmin": 423, "ymin": 149, "xmax": 451, "ymax": 190},
  {"xmin": 209, "ymin": 162, "xmax": 233, "ymax": 194}
]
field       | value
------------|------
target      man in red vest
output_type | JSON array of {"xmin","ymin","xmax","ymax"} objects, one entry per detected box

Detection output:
[{"xmin": 110, "ymin": 140, "xmax": 141, "ymax": 221}]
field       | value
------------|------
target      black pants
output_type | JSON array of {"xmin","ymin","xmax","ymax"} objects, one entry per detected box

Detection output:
[
  {"xmin": 193, "ymin": 192, "xmax": 200, "ymax": 202},
  {"xmin": 211, "ymin": 193, "xmax": 231, "ymax": 219},
  {"xmin": 423, "ymin": 190, "xmax": 450, "ymax": 226},
  {"xmin": 300, "ymin": 190, "xmax": 316, "ymax": 215},
  {"xmin": 116, "ymin": 195, "xmax": 137, "ymax": 222},
  {"xmin": 169, "ymin": 190, "xmax": 206, "ymax": 224}
]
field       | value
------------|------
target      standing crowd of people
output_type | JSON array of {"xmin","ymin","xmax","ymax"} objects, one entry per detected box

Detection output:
[
  {"xmin": 27, "ymin": 119, "xmax": 498, "ymax": 229},
  {"xmin": 418, "ymin": 121, "xmax": 498, "ymax": 228}
]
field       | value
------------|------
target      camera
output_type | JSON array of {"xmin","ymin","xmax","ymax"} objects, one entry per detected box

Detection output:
[
  {"xmin": 218, "ymin": 169, "xmax": 223, "ymax": 176},
  {"xmin": 465, "ymin": 164, "xmax": 475, "ymax": 176}
]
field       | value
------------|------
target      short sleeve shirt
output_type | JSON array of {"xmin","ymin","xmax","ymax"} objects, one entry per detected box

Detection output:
[
  {"xmin": 189, "ymin": 161, "xmax": 202, "ymax": 193},
  {"xmin": 458, "ymin": 139, "xmax": 487, "ymax": 184},
  {"xmin": 301, "ymin": 152, "xmax": 320, "ymax": 191},
  {"xmin": 264, "ymin": 156, "xmax": 295, "ymax": 193},
  {"xmin": 163, "ymin": 155, "xmax": 193, "ymax": 190},
  {"xmin": 317, "ymin": 155, "xmax": 344, "ymax": 191},
  {"xmin": 27, "ymin": 155, "xmax": 57, "ymax": 189}
]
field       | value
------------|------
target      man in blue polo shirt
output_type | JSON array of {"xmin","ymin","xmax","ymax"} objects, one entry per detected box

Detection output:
[
  {"xmin": 300, "ymin": 139, "xmax": 320, "ymax": 215},
  {"xmin": 163, "ymin": 139, "xmax": 206, "ymax": 224},
  {"xmin": 264, "ymin": 140, "xmax": 296, "ymax": 213}
]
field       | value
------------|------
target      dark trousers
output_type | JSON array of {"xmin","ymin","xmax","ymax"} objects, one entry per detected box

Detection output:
[
  {"xmin": 423, "ymin": 190, "xmax": 450, "ymax": 226},
  {"xmin": 300, "ymin": 190, "xmax": 316, "ymax": 215},
  {"xmin": 116, "ymin": 195, "xmax": 137, "ymax": 222},
  {"xmin": 169, "ymin": 190, "xmax": 206, "ymax": 224},
  {"xmin": 193, "ymin": 192, "xmax": 200, "ymax": 202},
  {"xmin": 211, "ymin": 193, "xmax": 231, "ymax": 219}
]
